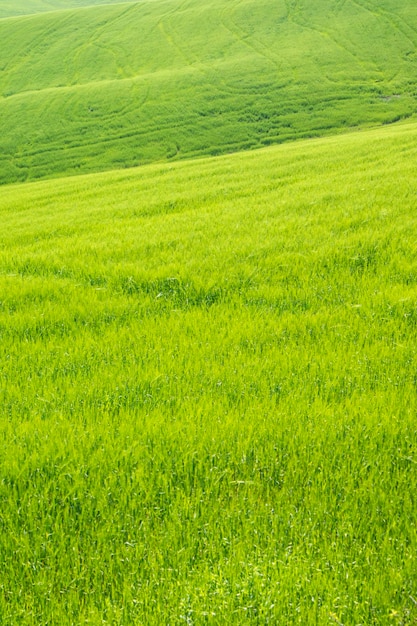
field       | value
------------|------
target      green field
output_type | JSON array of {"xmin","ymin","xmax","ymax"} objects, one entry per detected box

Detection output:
[
  {"xmin": 1, "ymin": 121, "xmax": 417, "ymax": 623},
  {"xmin": 0, "ymin": 0, "xmax": 130, "ymax": 18},
  {"xmin": 2, "ymin": 0, "xmax": 417, "ymax": 622},
  {"xmin": 1, "ymin": 0, "xmax": 417, "ymax": 184}
]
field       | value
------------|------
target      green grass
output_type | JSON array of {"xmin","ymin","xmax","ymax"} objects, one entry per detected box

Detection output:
[
  {"xmin": 0, "ymin": 0, "xmax": 133, "ymax": 19},
  {"xmin": 1, "ymin": 0, "xmax": 417, "ymax": 184},
  {"xmin": 0, "ymin": 122, "xmax": 416, "ymax": 623}
]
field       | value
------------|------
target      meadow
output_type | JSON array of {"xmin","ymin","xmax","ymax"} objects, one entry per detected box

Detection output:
[
  {"xmin": 1, "ymin": 0, "xmax": 417, "ymax": 184},
  {"xmin": 0, "ymin": 0, "xmax": 130, "ymax": 18},
  {"xmin": 0, "ymin": 122, "xmax": 416, "ymax": 624}
]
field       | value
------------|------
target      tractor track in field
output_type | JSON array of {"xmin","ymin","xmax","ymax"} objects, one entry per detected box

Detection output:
[
  {"xmin": 150, "ymin": 0, "xmax": 220, "ymax": 91},
  {"xmin": 157, "ymin": 0, "xmax": 251, "ymax": 99},
  {"xmin": 283, "ymin": 0, "xmax": 385, "ymax": 82},
  {"xmin": 349, "ymin": 0, "xmax": 416, "ymax": 85},
  {"xmin": 0, "ymin": 12, "xmax": 74, "ymax": 92},
  {"xmin": 352, "ymin": 0, "xmax": 417, "ymax": 49},
  {"xmin": 7, "ymin": 116, "xmax": 194, "ymax": 160},
  {"xmin": 332, "ymin": 0, "xmax": 349, "ymax": 16},
  {"xmin": 157, "ymin": 2, "xmax": 200, "ymax": 72},
  {"xmin": 219, "ymin": 0, "xmax": 282, "ymax": 71},
  {"xmin": 156, "ymin": 0, "xmax": 245, "ymax": 101},
  {"xmin": 73, "ymin": 2, "xmax": 138, "ymax": 83},
  {"xmin": 1, "ymin": 3, "xmax": 140, "ymax": 96},
  {"xmin": 215, "ymin": 0, "xmax": 294, "ymax": 99}
]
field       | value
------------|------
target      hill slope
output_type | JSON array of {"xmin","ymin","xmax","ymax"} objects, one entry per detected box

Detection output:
[
  {"xmin": 1, "ymin": 0, "xmax": 417, "ymax": 184},
  {"xmin": 0, "ymin": 122, "xmax": 416, "ymax": 623},
  {"xmin": 0, "ymin": 0, "xmax": 134, "ymax": 19}
]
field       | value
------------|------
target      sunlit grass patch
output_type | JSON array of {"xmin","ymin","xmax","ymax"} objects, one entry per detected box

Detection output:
[{"xmin": 0, "ymin": 123, "xmax": 416, "ymax": 623}]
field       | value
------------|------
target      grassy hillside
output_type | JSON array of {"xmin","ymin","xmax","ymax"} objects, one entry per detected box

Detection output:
[
  {"xmin": 0, "ymin": 0, "xmax": 133, "ymax": 19},
  {"xmin": 1, "ymin": 122, "xmax": 416, "ymax": 623},
  {"xmin": 1, "ymin": 0, "xmax": 417, "ymax": 184}
]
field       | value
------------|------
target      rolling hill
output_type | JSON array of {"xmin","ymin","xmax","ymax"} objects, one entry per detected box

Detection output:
[
  {"xmin": 0, "ymin": 0, "xmax": 132, "ymax": 18},
  {"xmin": 1, "ymin": 0, "xmax": 417, "ymax": 622},
  {"xmin": 1, "ymin": 0, "xmax": 417, "ymax": 184}
]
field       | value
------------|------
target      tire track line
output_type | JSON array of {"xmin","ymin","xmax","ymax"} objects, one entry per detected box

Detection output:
[
  {"xmin": 284, "ymin": 0, "xmax": 384, "ymax": 81},
  {"xmin": 352, "ymin": 0, "xmax": 417, "ymax": 48},
  {"xmin": 220, "ymin": 0, "xmax": 282, "ymax": 71},
  {"xmin": 158, "ymin": 1, "xmax": 246, "ymax": 99}
]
